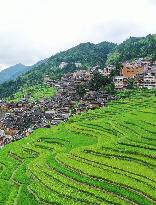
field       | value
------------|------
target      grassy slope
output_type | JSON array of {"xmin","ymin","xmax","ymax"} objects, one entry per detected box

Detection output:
[
  {"xmin": 7, "ymin": 84, "xmax": 57, "ymax": 102},
  {"xmin": 0, "ymin": 90, "xmax": 156, "ymax": 204}
]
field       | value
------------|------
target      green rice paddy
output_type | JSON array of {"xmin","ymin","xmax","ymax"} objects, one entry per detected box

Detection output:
[{"xmin": 0, "ymin": 90, "xmax": 156, "ymax": 204}]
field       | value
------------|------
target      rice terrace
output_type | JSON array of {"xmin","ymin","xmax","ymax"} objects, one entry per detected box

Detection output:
[
  {"xmin": 1, "ymin": 0, "xmax": 156, "ymax": 204},
  {"xmin": 0, "ymin": 90, "xmax": 156, "ymax": 205}
]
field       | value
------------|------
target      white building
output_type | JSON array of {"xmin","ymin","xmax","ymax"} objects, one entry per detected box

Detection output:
[
  {"xmin": 102, "ymin": 66, "xmax": 115, "ymax": 76},
  {"xmin": 114, "ymin": 76, "xmax": 128, "ymax": 89},
  {"xmin": 59, "ymin": 62, "xmax": 68, "ymax": 69},
  {"xmin": 75, "ymin": 63, "xmax": 82, "ymax": 68},
  {"xmin": 144, "ymin": 73, "xmax": 156, "ymax": 89}
]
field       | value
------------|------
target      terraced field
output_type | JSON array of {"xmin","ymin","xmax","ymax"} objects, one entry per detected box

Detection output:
[{"xmin": 0, "ymin": 90, "xmax": 156, "ymax": 205}]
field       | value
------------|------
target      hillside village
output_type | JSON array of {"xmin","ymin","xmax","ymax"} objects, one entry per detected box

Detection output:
[
  {"xmin": 58, "ymin": 58, "xmax": 156, "ymax": 90},
  {"xmin": 1, "ymin": 0, "xmax": 156, "ymax": 202},
  {"xmin": 113, "ymin": 58, "xmax": 156, "ymax": 89},
  {"xmin": 0, "ymin": 58, "xmax": 156, "ymax": 148}
]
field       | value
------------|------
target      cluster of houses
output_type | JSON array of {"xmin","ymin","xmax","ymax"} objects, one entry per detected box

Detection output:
[
  {"xmin": 0, "ymin": 70, "xmax": 114, "ymax": 148},
  {"xmin": 43, "ymin": 70, "xmax": 114, "ymax": 119},
  {"xmin": 1, "ymin": 58, "xmax": 156, "ymax": 148},
  {"xmin": 0, "ymin": 100, "xmax": 48, "ymax": 147},
  {"xmin": 112, "ymin": 59, "xmax": 156, "ymax": 89}
]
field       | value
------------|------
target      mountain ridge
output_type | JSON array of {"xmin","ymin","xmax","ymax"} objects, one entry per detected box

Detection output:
[
  {"xmin": 0, "ymin": 34, "xmax": 156, "ymax": 100},
  {"xmin": 0, "ymin": 63, "xmax": 31, "ymax": 84},
  {"xmin": 106, "ymin": 34, "xmax": 156, "ymax": 64}
]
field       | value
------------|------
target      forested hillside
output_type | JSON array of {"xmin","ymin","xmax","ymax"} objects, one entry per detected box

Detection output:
[
  {"xmin": 107, "ymin": 34, "xmax": 156, "ymax": 64},
  {"xmin": 0, "ymin": 41, "xmax": 115, "ymax": 99},
  {"xmin": 0, "ymin": 64, "xmax": 31, "ymax": 84},
  {"xmin": 0, "ymin": 90, "xmax": 156, "ymax": 204},
  {"xmin": 0, "ymin": 34, "xmax": 156, "ymax": 100}
]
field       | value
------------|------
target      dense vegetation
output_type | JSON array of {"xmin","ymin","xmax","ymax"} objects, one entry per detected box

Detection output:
[
  {"xmin": 0, "ymin": 34, "xmax": 156, "ymax": 100},
  {"xmin": 52, "ymin": 42, "xmax": 116, "ymax": 67},
  {"xmin": 107, "ymin": 34, "xmax": 156, "ymax": 64},
  {"xmin": 75, "ymin": 71, "xmax": 116, "ymax": 98},
  {"xmin": 0, "ymin": 90, "xmax": 156, "ymax": 204},
  {"xmin": 7, "ymin": 84, "xmax": 57, "ymax": 102}
]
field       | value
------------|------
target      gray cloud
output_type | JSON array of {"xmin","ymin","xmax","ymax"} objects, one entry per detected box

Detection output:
[
  {"xmin": 0, "ymin": 0, "xmax": 155, "ymax": 69},
  {"xmin": 0, "ymin": 31, "xmax": 52, "ymax": 67},
  {"xmin": 87, "ymin": 20, "xmax": 149, "ymax": 44}
]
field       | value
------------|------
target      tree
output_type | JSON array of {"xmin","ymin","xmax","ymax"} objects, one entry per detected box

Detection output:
[
  {"xmin": 64, "ymin": 63, "xmax": 77, "ymax": 73},
  {"xmin": 76, "ymin": 85, "xmax": 86, "ymax": 98},
  {"xmin": 88, "ymin": 71, "xmax": 110, "ymax": 91},
  {"xmin": 127, "ymin": 78, "xmax": 135, "ymax": 89},
  {"xmin": 151, "ymin": 53, "xmax": 156, "ymax": 64},
  {"xmin": 106, "ymin": 51, "xmax": 121, "ymax": 65},
  {"xmin": 109, "ymin": 63, "xmax": 123, "ymax": 79},
  {"xmin": 104, "ymin": 83, "xmax": 116, "ymax": 94}
]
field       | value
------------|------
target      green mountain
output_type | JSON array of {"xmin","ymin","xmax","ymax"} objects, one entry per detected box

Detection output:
[
  {"xmin": 0, "ymin": 63, "xmax": 31, "ymax": 84},
  {"xmin": 49, "ymin": 41, "xmax": 116, "ymax": 67},
  {"xmin": 0, "ymin": 90, "xmax": 156, "ymax": 204},
  {"xmin": 0, "ymin": 41, "xmax": 116, "ymax": 99},
  {"xmin": 0, "ymin": 34, "xmax": 156, "ymax": 100},
  {"xmin": 107, "ymin": 34, "xmax": 156, "ymax": 64}
]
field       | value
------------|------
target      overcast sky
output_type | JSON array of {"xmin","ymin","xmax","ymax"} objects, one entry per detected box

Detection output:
[{"xmin": 0, "ymin": 0, "xmax": 156, "ymax": 70}]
